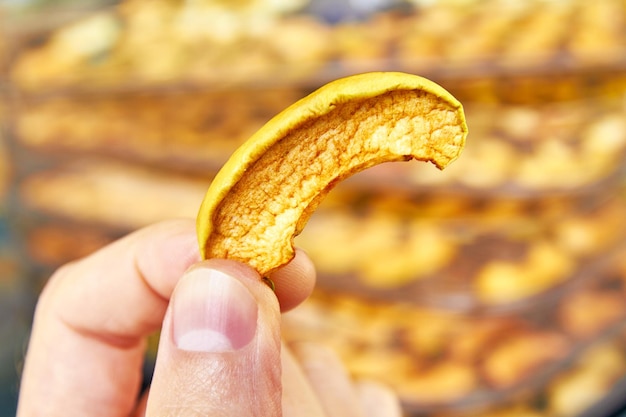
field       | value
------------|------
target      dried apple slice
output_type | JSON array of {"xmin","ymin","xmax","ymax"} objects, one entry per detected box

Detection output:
[{"xmin": 197, "ymin": 72, "xmax": 468, "ymax": 276}]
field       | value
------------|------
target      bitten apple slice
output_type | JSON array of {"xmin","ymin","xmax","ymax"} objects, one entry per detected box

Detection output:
[{"xmin": 197, "ymin": 72, "xmax": 468, "ymax": 277}]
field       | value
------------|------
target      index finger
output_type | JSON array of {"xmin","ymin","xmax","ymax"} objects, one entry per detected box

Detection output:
[{"xmin": 17, "ymin": 219, "xmax": 201, "ymax": 417}]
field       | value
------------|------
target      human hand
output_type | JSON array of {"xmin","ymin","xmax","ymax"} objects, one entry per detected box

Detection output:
[{"xmin": 16, "ymin": 219, "xmax": 402, "ymax": 417}]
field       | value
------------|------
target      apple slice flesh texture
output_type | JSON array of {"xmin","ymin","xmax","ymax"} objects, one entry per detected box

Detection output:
[{"xmin": 197, "ymin": 72, "xmax": 468, "ymax": 277}]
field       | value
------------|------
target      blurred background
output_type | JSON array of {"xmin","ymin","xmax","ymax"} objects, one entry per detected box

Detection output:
[{"xmin": 2, "ymin": 0, "xmax": 626, "ymax": 415}]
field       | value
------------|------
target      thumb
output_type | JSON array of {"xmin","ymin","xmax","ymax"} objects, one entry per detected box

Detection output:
[{"xmin": 145, "ymin": 259, "xmax": 282, "ymax": 417}]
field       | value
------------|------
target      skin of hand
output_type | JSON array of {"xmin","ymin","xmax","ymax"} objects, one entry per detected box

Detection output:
[{"xmin": 16, "ymin": 219, "xmax": 402, "ymax": 417}]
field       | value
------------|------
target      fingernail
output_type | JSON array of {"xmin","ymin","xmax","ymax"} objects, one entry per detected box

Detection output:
[{"xmin": 172, "ymin": 267, "xmax": 258, "ymax": 352}]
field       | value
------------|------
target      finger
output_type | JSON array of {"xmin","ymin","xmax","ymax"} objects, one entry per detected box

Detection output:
[
  {"xmin": 281, "ymin": 343, "xmax": 327, "ymax": 417},
  {"xmin": 17, "ymin": 219, "xmax": 200, "ymax": 417},
  {"xmin": 145, "ymin": 259, "xmax": 283, "ymax": 416},
  {"xmin": 132, "ymin": 391, "xmax": 149, "ymax": 417},
  {"xmin": 355, "ymin": 381, "xmax": 403, "ymax": 417},
  {"xmin": 290, "ymin": 342, "xmax": 366, "ymax": 417},
  {"xmin": 270, "ymin": 248, "xmax": 316, "ymax": 312}
]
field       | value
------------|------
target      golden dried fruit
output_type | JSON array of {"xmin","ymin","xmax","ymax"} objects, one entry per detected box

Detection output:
[{"xmin": 197, "ymin": 72, "xmax": 467, "ymax": 276}]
